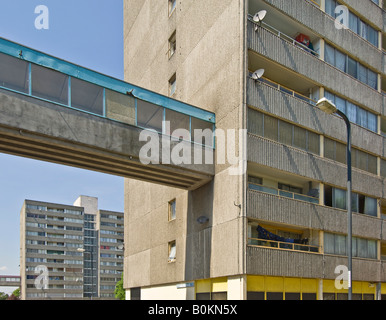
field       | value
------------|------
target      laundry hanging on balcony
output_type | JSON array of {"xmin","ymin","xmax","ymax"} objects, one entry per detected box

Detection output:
[
  {"xmin": 256, "ymin": 225, "xmax": 309, "ymax": 245},
  {"xmin": 257, "ymin": 225, "xmax": 294, "ymax": 243}
]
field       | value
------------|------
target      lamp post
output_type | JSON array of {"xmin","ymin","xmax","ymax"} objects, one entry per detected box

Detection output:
[
  {"xmin": 77, "ymin": 247, "xmax": 94, "ymax": 300},
  {"xmin": 316, "ymin": 98, "xmax": 352, "ymax": 300}
]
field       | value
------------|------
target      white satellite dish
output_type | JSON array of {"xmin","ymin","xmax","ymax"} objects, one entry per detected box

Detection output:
[
  {"xmin": 252, "ymin": 69, "xmax": 265, "ymax": 81},
  {"xmin": 253, "ymin": 10, "xmax": 267, "ymax": 23}
]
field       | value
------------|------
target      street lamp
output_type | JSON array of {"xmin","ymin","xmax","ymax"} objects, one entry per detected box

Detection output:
[{"xmin": 316, "ymin": 98, "xmax": 352, "ymax": 300}]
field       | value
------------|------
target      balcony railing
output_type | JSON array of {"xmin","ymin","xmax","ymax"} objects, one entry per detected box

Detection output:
[
  {"xmin": 248, "ymin": 182, "xmax": 319, "ymax": 205},
  {"xmin": 249, "ymin": 74, "xmax": 317, "ymax": 106},
  {"xmin": 247, "ymin": 14, "xmax": 319, "ymax": 57},
  {"xmin": 248, "ymin": 237, "xmax": 320, "ymax": 253}
]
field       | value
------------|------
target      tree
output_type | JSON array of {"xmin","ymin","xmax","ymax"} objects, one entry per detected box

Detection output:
[
  {"xmin": 114, "ymin": 273, "xmax": 125, "ymax": 300},
  {"xmin": 12, "ymin": 288, "xmax": 20, "ymax": 299},
  {"xmin": 0, "ymin": 292, "xmax": 9, "ymax": 300}
]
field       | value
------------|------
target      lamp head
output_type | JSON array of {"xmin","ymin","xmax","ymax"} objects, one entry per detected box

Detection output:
[{"xmin": 316, "ymin": 98, "xmax": 337, "ymax": 115}]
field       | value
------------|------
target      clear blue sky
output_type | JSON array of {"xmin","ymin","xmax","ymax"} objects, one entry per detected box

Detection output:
[{"xmin": 0, "ymin": 0, "xmax": 124, "ymax": 293}]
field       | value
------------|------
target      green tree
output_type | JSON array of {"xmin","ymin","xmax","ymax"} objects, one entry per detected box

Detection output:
[
  {"xmin": 114, "ymin": 273, "xmax": 125, "ymax": 300},
  {"xmin": 12, "ymin": 288, "xmax": 20, "ymax": 299},
  {"xmin": 0, "ymin": 292, "xmax": 9, "ymax": 300}
]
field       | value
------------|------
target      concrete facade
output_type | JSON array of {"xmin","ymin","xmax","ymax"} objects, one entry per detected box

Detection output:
[
  {"xmin": 123, "ymin": 0, "xmax": 386, "ymax": 300},
  {"xmin": 123, "ymin": 0, "xmax": 247, "ymax": 298}
]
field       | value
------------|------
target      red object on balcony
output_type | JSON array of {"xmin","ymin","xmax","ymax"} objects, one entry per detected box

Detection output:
[{"xmin": 295, "ymin": 33, "xmax": 310, "ymax": 46}]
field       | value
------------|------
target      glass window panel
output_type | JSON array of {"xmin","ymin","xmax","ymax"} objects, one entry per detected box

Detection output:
[
  {"xmin": 367, "ymin": 69, "xmax": 377, "ymax": 90},
  {"xmin": 335, "ymin": 234, "xmax": 346, "ymax": 255},
  {"xmin": 137, "ymin": 100, "xmax": 163, "ymax": 132},
  {"xmin": 347, "ymin": 57, "xmax": 357, "ymax": 78},
  {"xmin": 364, "ymin": 197, "xmax": 377, "ymax": 217},
  {"xmin": 248, "ymin": 176, "xmax": 262, "ymax": 185},
  {"xmin": 359, "ymin": 20, "xmax": 368, "ymax": 39},
  {"xmin": 352, "ymin": 237, "xmax": 357, "ymax": 257},
  {"xmin": 351, "ymin": 148, "xmax": 357, "ymax": 168},
  {"xmin": 367, "ymin": 112, "xmax": 377, "ymax": 132},
  {"xmin": 293, "ymin": 126, "xmax": 307, "ymax": 150},
  {"xmin": 191, "ymin": 117, "xmax": 213, "ymax": 147},
  {"xmin": 381, "ymin": 159, "xmax": 386, "ymax": 178},
  {"xmin": 248, "ymin": 109, "xmax": 263, "ymax": 137},
  {"xmin": 324, "ymin": 91, "xmax": 335, "ymax": 104},
  {"xmin": 333, "ymin": 188, "xmax": 347, "ymax": 210},
  {"xmin": 346, "ymin": 102, "xmax": 357, "ymax": 124},
  {"xmin": 325, "ymin": 0, "xmax": 336, "ymax": 17},
  {"xmin": 307, "ymin": 131, "xmax": 320, "ymax": 155},
  {"xmin": 105, "ymin": 89, "xmax": 135, "ymax": 125},
  {"xmin": 0, "ymin": 52, "xmax": 29, "ymax": 93},
  {"xmin": 32, "ymin": 64, "xmax": 68, "ymax": 105},
  {"xmin": 357, "ymin": 108, "xmax": 367, "ymax": 128},
  {"xmin": 71, "ymin": 77, "xmax": 103, "ymax": 115},
  {"xmin": 367, "ymin": 240, "xmax": 377, "ymax": 259},
  {"xmin": 335, "ymin": 141, "xmax": 346, "ymax": 164},
  {"xmin": 357, "ymin": 238, "xmax": 367, "ymax": 258},
  {"xmin": 324, "ymin": 44, "xmax": 335, "ymax": 66},
  {"xmin": 264, "ymin": 114, "xmax": 278, "ymax": 142},
  {"xmin": 335, "ymin": 96, "xmax": 346, "ymax": 113},
  {"xmin": 165, "ymin": 108, "xmax": 190, "ymax": 140},
  {"xmin": 335, "ymin": 50, "xmax": 346, "ymax": 72},
  {"xmin": 367, "ymin": 154, "xmax": 377, "ymax": 175},
  {"xmin": 324, "ymin": 138, "xmax": 335, "ymax": 160},
  {"xmin": 349, "ymin": 12, "xmax": 358, "ymax": 34},
  {"xmin": 358, "ymin": 64, "xmax": 368, "ymax": 84},
  {"xmin": 356, "ymin": 149, "xmax": 368, "ymax": 171},
  {"xmin": 278, "ymin": 120, "xmax": 293, "ymax": 146},
  {"xmin": 368, "ymin": 26, "xmax": 378, "ymax": 47},
  {"xmin": 351, "ymin": 193, "xmax": 358, "ymax": 213},
  {"xmin": 168, "ymin": 241, "xmax": 176, "ymax": 260}
]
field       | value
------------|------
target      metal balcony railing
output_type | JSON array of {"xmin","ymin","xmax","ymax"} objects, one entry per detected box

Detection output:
[
  {"xmin": 248, "ymin": 182, "xmax": 319, "ymax": 205},
  {"xmin": 248, "ymin": 237, "xmax": 320, "ymax": 253}
]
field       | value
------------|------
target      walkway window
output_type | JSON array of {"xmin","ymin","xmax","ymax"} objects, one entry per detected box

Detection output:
[
  {"xmin": 137, "ymin": 100, "xmax": 163, "ymax": 132},
  {"xmin": 32, "ymin": 64, "xmax": 68, "ymax": 105},
  {"xmin": 0, "ymin": 52, "xmax": 29, "ymax": 93},
  {"xmin": 71, "ymin": 77, "xmax": 103, "ymax": 115}
]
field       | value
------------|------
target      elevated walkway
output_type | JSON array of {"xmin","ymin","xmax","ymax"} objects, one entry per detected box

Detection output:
[
  {"xmin": 0, "ymin": 38, "xmax": 215, "ymax": 190},
  {"xmin": 0, "ymin": 275, "xmax": 20, "ymax": 287}
]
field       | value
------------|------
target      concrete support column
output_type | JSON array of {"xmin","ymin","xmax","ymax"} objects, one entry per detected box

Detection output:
[{"xmin": 227, "ymin": 275, "xmax": 247, "ymax": 300}]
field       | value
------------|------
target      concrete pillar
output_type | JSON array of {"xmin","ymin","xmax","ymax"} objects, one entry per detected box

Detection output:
[{"xmin": 227, "ymin": 275, "xmax": 247, "ymax": 300}]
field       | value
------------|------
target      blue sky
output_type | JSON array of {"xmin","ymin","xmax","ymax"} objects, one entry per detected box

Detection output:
[{"xmin": 0, "ymin": 0, "xmax": 124, "ymax": 293}]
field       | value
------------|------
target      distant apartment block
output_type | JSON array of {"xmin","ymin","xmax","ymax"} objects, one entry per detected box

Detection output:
[{"xmin": 20, "ymin": 196, "xmax": 123, "ymax": 300}]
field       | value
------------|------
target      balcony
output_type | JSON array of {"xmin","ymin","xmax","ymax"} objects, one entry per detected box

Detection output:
[
  {"xmin": 247, "ymin": 19, "xmax": 382, "ymax": 110},
  {"xmin": 247, "ymin": 78, "xmax": 383, "ymax": 156},
  {"xmin": 247, "ymin": 246, "xmax": 323, "ymax": 278},
  {"xmin": 247, "ymin": 188, "xmax": 381, "ymax": 240},
  {"xmin": 253, "ymin": 0, "xmax": 383, "ymax": 72},
  {"xmin": 248, "ymin": 182, "xmax": 319, "ymax": 204},
  {"xmin": 247, "ymin": 133, "xmax": 383, "ymax": 199}
]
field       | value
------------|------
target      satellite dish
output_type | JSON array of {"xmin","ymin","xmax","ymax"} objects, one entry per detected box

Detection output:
[
  {"xmin": 253, "ymin": 10, "xmax": 267, "ymax": 23},
  {"xmin": 252, "ymin": 69, "xmax": 265, "ymax": 81}
]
